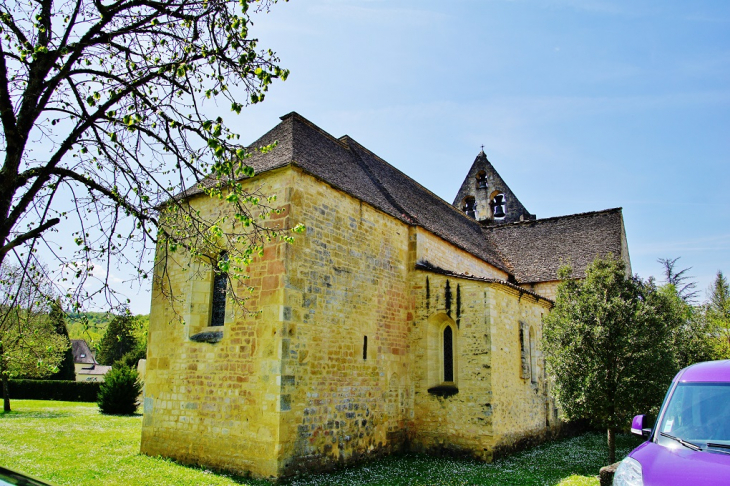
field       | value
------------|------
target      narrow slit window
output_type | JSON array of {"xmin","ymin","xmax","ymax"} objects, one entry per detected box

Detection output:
[
  {"xmin": 210, "ymin": 251, "xmax": 228, "ymax": 327},
  {"xmin": 363, "ymin": 336, "xmax": 368, "ymax": 360},
  {"xmin": 530, "ymin": 328, "xmax": 537, "ymax": 384},
  {"xmin": 443, "ymin": 326, "xmax": 454, "ymax": 382}
]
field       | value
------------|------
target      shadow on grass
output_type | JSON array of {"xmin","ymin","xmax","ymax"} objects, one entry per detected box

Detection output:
[
  {"xmin": 0, "ymin": 410, "xmax": 72, "ymax": 419},
  {"xmin": 274, "ymin": 432, "xmax": 646, "ymax": 486},
  {"xmin": 144, "ymin": 455, "xmax": 273, "ymax": 486}
]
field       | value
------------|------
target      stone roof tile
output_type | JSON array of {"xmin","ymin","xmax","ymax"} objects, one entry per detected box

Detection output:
[
  {"xmin": 482, "ymin": 208, "xmax": 626, "ymax": 282},
  {"xmin": 175, "ymin": 113, "xmax": 627, "ymax": 285}
]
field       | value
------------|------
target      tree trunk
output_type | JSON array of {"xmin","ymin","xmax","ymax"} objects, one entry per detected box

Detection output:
[
  {"xmin": 2, "ymin": 373, "xmax": 9, "ymax": 412},
  {"xmin": 1, "ymin": 341, "xmax": 9, "ymax": 412},
  {"xmin": 608, "ymin": 427, "xmax": 616, "ymax": 464}
]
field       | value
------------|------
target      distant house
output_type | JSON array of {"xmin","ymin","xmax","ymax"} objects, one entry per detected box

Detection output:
[{"xmin": 71, "ymin": 339, "xmax": 111, "ymax": 382}]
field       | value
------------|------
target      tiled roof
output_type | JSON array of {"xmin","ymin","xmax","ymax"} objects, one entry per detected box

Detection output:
[
  {"xmin": 77, "ymin": 365, "xmax": 112, "ymax": 375},
  {"xmin": 179, "ymin": 112, "xmax": 512, "ymax": 273},
  {"xmin": 482, "ymin": 208, "xmax": 627, "ymax": 283},
  {"xmin": 71, "ymin": 339, "xmax": 96, "ymax": 365},
  {"xmin": 415, "ymin": 260, "xmax": 553, "ymax": 304},
  {"xmin": 176, "ymin": 112, "xmax": 628, "ymax": 285}
]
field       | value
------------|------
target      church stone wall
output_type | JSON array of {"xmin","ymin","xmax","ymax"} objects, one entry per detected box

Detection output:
[
  {"xmin": 140, "ymin": 168, "xmax": 292, "ymax": 478},
  {"xmin": 409, "ymin": 273, "xmax": 496, "ymax": 458},
  {"xmin": 521, "ymin": 281, "xmax": 559, "ymax": 302},
  {"xmin": 142, "ymin": 163, "xmax": 563, "ymax": 479},
  {"xmin": 487, "ymin": 286, "xmax": 556, "ymax": 454},
  {"xmin": 413, "ymin": 227, "xmax": 509, "ymax": 280},
  {"xmin": 409, "ymin": 272, "xmax": 554, "ymax": 460},
  {"xmin": 276, "ymin": 167, "xmax": 413, "ymax": 475}
]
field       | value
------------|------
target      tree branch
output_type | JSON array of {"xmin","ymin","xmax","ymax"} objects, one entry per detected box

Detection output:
[{"xmin": 0, "ymin": 217, "xmax": 60, "ymax": 259}]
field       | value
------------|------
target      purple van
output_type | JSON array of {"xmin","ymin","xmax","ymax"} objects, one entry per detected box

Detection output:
[{"xmin": 614, "ymin": 360, "xmax": 730, "ymax": 485}]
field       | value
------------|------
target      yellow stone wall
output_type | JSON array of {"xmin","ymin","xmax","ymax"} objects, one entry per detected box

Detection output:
[
  {"xmin": 276, "ymin": 167, "xmax": 413, "ymax": 475},
  {"xmin": 140, "ymin": 167, "xmax": 292, "ymax": 478},
  {"xmin": 141, "ymin": 163, "xmax": 560, "ymax": 478},
  {"xmin": 486, "ymin": 285, "xmax": 556, "ymax": 453},
  {"xmin": 521, "ymin": 281, "xmax": 559, "ymax": 302},
  {"xmin": 409, "ymin": 271, "xmax": 554, "ymax": 460},
  {"xmin": 413, "ymin": 228, "xmax": 509, "ymax": 280}
]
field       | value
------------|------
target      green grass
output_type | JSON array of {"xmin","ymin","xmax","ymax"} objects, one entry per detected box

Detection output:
[{"xmin": 0, "ymin": 400, "xmax": 642, "ymax": 485}]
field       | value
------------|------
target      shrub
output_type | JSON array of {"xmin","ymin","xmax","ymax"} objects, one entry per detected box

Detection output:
[
  {"xmin": 97, "ymin": 365, "xmax": 142, "ymax": 415},
  {"xmin": 8, "ymin": 379, "xmax": 101, "ymax": 402}
]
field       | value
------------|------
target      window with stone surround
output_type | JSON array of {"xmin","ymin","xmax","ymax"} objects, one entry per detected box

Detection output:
[
  {"xmin": 529, "ymin": 326, "xmax": 537, "ymax": 384},
  {"xmin": 363, "ymin": 335, "xmax": 368, "ymax": 360},
  {"xmin": 520, "ymin": 323, "xmax": 530, "ymax": 379},
  {"xmin": 426, "ymin": 313, "xmax": 459, "ymax": 396},
  {"xmin": 210, "ymin": 251, "xmax": 228, "ymax": 327},
  {"xmin": 443, "ymin": 325, "xmax": 454, "ymax": 382}
]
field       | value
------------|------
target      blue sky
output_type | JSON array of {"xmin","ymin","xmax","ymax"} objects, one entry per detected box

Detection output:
[{"xmin": 100, "ymin": 0, "xmax": 730, "ymax": 313}]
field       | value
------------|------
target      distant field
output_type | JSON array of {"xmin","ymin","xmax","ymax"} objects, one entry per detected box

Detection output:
[{"xmin": 0, "ymin": 400, "xmax": 641, "ymax": 486}]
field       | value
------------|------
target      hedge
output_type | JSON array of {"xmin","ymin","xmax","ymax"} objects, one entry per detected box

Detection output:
[{"xmin": 7, "ymin": 379, "xmax": 101, "ymax": 402}]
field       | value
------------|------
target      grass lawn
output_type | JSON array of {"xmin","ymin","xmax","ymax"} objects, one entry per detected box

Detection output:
[{"xmin": 0, "ymin": 400, "xmax": 642, "ymax": 485}]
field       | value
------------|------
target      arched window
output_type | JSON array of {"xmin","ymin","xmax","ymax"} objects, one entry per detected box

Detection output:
[
  {"xmin": 520, "ymin": 325, "xmax": 530, "ymax": 379},
  {"xmin": 462, "ymin": 196, "xmax": 476, "ymax": 219},
  {"xmin": 210, "ymin": 251, "xmax": 228, "ymax": 327},
  {"xmin": 443, "ymin": 326, "xmax": 454, "ymax": 382},
  {"xmin": 476, "ymin": 171, "xmax": 487, "ymax": 189},
  {"xmin": 529, "ymin": 327, "xmax": 537, "ymax": 384},
  {"xmin": 491, "ymin": 193, "xmax": 506, "ymax": 219}
]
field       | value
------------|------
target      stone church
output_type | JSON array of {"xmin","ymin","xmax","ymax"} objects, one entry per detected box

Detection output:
[{"xmin": 140, "ymin": 112, "xmax": 630, "ymax": 478}]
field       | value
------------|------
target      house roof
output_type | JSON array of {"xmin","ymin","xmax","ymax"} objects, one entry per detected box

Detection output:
[
  {"xmin": 176, "ymin": 112, "xmax": 628, "ymax": 285},
  {"xmin": 71, "ymin": 339, "xmax": 96, "ymax": 365},
  {"xmin": 77, "ymin": 365, "xmax": 112, "ymax": 375},
  {"xmin": 482, "ymin": 208, "xmax": 627, "ymax": 283}
]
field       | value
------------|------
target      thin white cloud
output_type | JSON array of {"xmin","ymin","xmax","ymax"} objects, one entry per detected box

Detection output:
[
  {"xmin": 632, "ymin": 234, "xmax": 730, "ymax": 256},
  {"xmin": 311, "ymin": 1, "xmax": 449, "ymax": 26}
]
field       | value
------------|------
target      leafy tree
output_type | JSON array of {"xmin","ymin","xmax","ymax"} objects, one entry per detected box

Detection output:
[
  {"xmin": 657, "ymin": 257, "xmax": 699, "ymax": 302},
  {"xmin": 706, "ymin": 271, "xmax": 730, "ymax": 358},
  {"xmin": 543, "ymin": 256, "xmax": 679, "ymax": 463},
  {"xmin": 96, "ymin": 311, "xmax": 137, "ymax": 366},
  {"xmin": 660, "ymin": 284, "xmax": 716, "ymax": 369},
  {"xmin": 114, "ymin": 313, "xmax": 148, "ymax": 368},
  {"xmin": 97, "ymin": 364, "xmax": 142, "ymax": 415},
  {"xmin": 47, "ymin": 299, "xmax": 76, "ymax": 380},
  {"xmin": 0, "ymin": 263, "xmax": 68, "ymax": 411},
  {"xmin": 0, "ymin": 0, "xmax": 301, "ymax": 312}
]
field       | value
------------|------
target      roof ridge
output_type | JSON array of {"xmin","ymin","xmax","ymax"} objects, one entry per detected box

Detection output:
[
  {"xmin": 347, "ymin": 144, "xmax": 419, "ymax": 225},
  {"xmin": 484, "ymin": 207, "xmax": 623, "ymax": 229},
  {"xmin": 281, "ymin": 112, "xmax": 349, "ymax": 150},
  {"xmin": 340, "ymin": 135, "xmax": 491, "ymax": 225}
]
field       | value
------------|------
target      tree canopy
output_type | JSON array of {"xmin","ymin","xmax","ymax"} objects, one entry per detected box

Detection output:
[
  {"xmin": 96, "ymin": 310, "xmax": 138, "ymax": 365},
  {"xmin": 46, "ymin": 299, "xmax": 76, "ymax": 380},
  {"xmin": 657, "ymin": 257, "xmax": 699, "ymax": 302},
  {"xmin": 543, "ymin": 256, "xmax": 680, "ymax": 463},
  {"xmin": 706, "ymin": 271, "xmax": 730, "ymax": 358},
  {"xmin": 1, "ymin": 263, "xmax": 69, "ymax": 411},
  {"xmin": 0, "ymin": 0, "xmax": 298, "ymax": 311}
]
